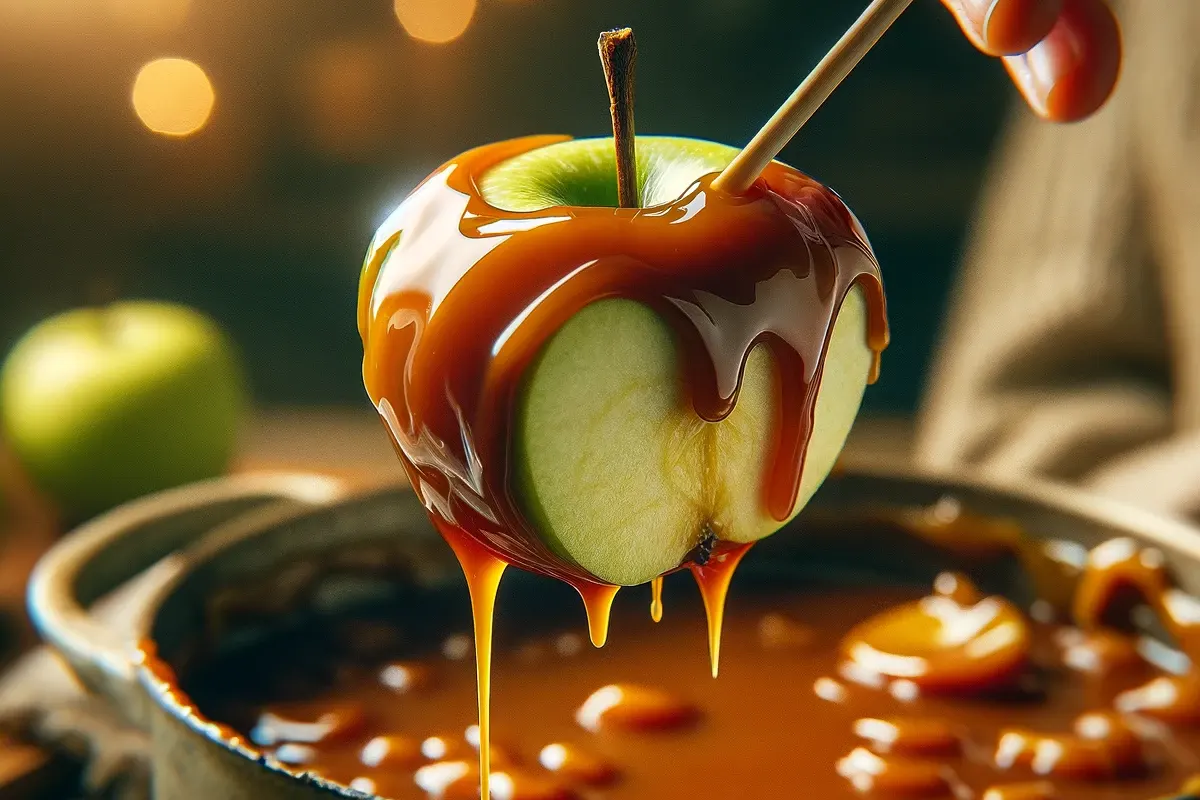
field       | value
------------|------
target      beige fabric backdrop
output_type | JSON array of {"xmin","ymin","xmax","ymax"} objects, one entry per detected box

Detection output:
[{"xmin": 915, "ymin": 1, "xmax": 1200, "ymax": 518}]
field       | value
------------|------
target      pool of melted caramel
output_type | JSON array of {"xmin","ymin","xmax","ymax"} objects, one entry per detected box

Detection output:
[{"xmin": 188, "ymin": 531, "xmax": 1200, "ymax": 800}]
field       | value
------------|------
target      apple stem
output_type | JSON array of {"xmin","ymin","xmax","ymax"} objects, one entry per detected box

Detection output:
[{"xmin": 598, "ymin": 28, "xmax": 638, "ymax": 208}]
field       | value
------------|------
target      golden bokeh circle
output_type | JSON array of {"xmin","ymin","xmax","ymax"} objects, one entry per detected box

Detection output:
[{"xmin": 132, "ymin": 57, "xmax": 215, "ymax": 137}]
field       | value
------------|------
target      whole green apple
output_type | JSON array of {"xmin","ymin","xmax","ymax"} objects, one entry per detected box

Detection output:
[{"xmin": 0, "ymin": 301, "xmax": 247, "ymax": 520}]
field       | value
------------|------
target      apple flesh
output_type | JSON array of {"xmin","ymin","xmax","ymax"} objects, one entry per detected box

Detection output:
[
  {"xmin": 0, "ymin": 301, "xmax": 247, "ymax": 520},
  {"xmin": 479, "ymin": 137, "xmax": 877, "ymax": 586}
]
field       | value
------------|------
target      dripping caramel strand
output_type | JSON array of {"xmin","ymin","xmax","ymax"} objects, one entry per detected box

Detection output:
[
  {"xmin": 691, "ymin": 542, "xmax": 754, "ymax": 678},
  {"xmin": 574, "ymin": 581, "xmax": 621, "ymax": 648},
  {"xmin": 650, "ymin": 575, "xmax": 665, "ymax": 623},
  {"xmin": 438, "ymin": 524, "xmax": 507, "ymax": 800}
]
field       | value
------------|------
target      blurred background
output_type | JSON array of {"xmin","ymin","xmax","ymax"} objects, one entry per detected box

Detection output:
[{"xmin": 0, "ymin": 0, "xmax": 1014, "ymax": 413}]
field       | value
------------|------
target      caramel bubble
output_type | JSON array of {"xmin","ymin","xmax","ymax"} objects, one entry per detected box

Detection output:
[
  {"xmin": 421, "ymin": 734, "xmax": 474, "ymax": 762},
  {"xmin": 1162, "ymin": 589, "xmax": 1200, "ymax": 658},
  {"xmin": 1115, "ymin": 674, "xmax": 1200, "ymax": 725},
  {"xmin": 835, "ymin": 747, "xmax": 955, "ymax": 797},
  {"xmin": 349, "ymin": 774, "xmax": 417, "ymax": 797},
  {"xmin": 852, "ymin": 717, "xmax": 961, "ymax": 757},
  {"xmin": 994, "ymin": 712, "xmax": 1146, "ymax": 780},
  {"xmin": 490, "ymin": 769, "xmax": 578, "ymax": 800},
  {"xmin": 419, "ymin": 729, "xmax": 519, "ymax": 769},
  {"xmin": 539, "ymin": 742, "xmax": 618, "ymax": 786},
  {"xmin": 933, "ymin": 572, "xmax": 982, "ymax": 606},
  {"xmin": 272, "ymin": 743, "xmax": 317, "ymax": 766},
  {"xmin": 413, "ymin": 761, "xmax": 477, "ymax": 800},
  {"xmin": 1074, "ymin": 538, "xmax": 1169, "ymax": 632},
  {"xmin": 1056, "ymin": 628, "xmax": 1143, "ymax": 674},
  {"xmin": 841, "ymin": 575, "xmax": 1031, "ymax": 694},
  {"xmin": 575, "ymin": 684, "xmax": 699, "ymax": 733},
  {"xmin": 379, "ymin": 661, "xmax": 436, "ymax": 693},
  {"xmin": 360, "ymin": 734, "xmax": 425, "ymax": 770},
  {"xmin": 982, "ymin": 782, "xmax": 1056, "ymax": 800},
  {"xmin": 414, "ymin": 761, "xmax": 576, "ymax": 800},
  {"xmin": 465, "ymin": 724, "xmax": 522, "ymax": 767},
  {"xmin": 814, "ymin": 677, "xmax": 850, "ymax": 704}
]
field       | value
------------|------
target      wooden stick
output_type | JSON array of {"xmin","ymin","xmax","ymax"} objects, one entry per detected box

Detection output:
[
  {"xmin": 712, "ymin": 0, "xmax": 915, "ymax": 194},
  {"xmin": 598, "ymin": 28, "xmax": 639, "ymax": 208}
]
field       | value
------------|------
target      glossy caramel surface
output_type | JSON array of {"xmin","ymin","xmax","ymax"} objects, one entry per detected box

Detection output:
[{"xmin": 188, "ymin": 527, "xmax": 1200, "ymax": 800}]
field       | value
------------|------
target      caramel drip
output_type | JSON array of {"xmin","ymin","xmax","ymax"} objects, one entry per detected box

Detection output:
[
  {"xmin": 690, "ymin": 542, "xmax": 754, "ymax": 678},
  {"xmin": 650, "ymin": 575, "xmax": 664, "ymax": 623},
  {"xmin": 572, "ymin": 581, "xmax": 620, "ymax": 648},
  {"xmin": 438, "ymin": 523, "xmax": 507, "ymax": 800},
  {"xmin": 359, "ymin": 135, "xmax": 888, "ymax": 584}
]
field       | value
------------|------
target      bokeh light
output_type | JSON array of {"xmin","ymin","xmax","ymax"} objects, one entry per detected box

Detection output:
[
  {"xmin": 131, "ymin": 57, "xmax": 215, "ymax": 137},
  {"xmin": 300, "ymin": 40, "xmax": 392, "ymax": 160},
  {"xmin": 393, "ymin": 0, "xmax": 476, "ymax": 44}
]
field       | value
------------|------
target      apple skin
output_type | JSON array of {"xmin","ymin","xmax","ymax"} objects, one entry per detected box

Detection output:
[{"xmin": 0, "ymin": 301, "xmax": 247, "ymax": 520}]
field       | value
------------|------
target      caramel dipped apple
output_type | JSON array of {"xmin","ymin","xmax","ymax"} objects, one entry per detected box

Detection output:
[
  {"xmin": 357, "ymin": 27, "xmax": 888, "ymax": 798},
  {"xmin": 358, "ymin": 61, "xmax": 888, "ymax": 590}
]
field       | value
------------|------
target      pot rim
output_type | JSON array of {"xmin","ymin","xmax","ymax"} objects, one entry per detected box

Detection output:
[
  {"xmin": 132, "ymin": 462, "xmax": 1200, "ymax": 794},
  {"xmin": 26, "ymin": 471, "xmax": 346, "ymax": 705}
]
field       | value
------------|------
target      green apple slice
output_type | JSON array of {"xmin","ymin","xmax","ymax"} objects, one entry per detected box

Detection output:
[{"xmin": 481, "ymin": 137, "xmax": 874, "ymax": 586}]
